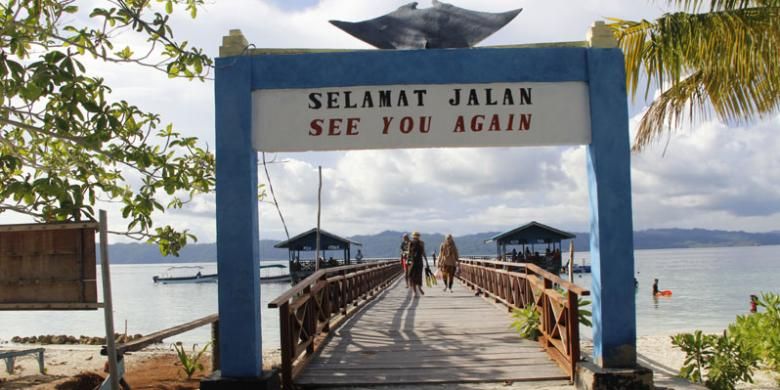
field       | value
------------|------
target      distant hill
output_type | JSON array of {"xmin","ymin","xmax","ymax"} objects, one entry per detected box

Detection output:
[{"xmin": 103, "ymin": 228, "xmax": 780, "ymax": 264}]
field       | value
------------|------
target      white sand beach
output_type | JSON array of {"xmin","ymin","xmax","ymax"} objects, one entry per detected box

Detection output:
[{"xmin": 1, "ymin": 336, "xmax": 777, "ymax": 389}]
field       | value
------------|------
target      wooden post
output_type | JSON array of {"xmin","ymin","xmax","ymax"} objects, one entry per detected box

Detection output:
[
  {"xmin": 305, "ymin": 286, "xmax": 315, "ymax": 355},
  {"xmin": 322, "ymin": 281, "xmax": 331, "ymax": 333},
  {"xmin": 99, "ymin": 210, "xmax": 120, "ymax": 390},
  {"xmin": 542, "ymin": 276, "xmax": 553, "ymax": 349},
  {"xmin": 568, "ymin": 290, "xmax": 581, "ymax": 380},
  {"xmin": 211, "ymin": 320, "xmax": 220, "ymax": 371},
  {"xmin": 568, "ymin": 241, "xmax": 575, "ymax": 283},
  {"xmin": 279, "ymin": 303, "xmax": 293, "ymax": 388}
]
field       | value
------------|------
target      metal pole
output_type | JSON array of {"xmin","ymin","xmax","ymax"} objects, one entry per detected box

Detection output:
[
  {"xmin": 99, "ymin": 210, "xmax": 120, "ymax": 390},
  {"xmin": 315, "ymin": 166, "xmax": 322, "ymax": 271}
]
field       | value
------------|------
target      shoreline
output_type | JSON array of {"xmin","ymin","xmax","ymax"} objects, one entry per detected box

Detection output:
[
  {"xmin": 0, "ymin": 343, "xmax": 281, "ymax": 390},
  {"xmin": 2, "ymin": 335, "xmax": 777, "ymax": 389}
]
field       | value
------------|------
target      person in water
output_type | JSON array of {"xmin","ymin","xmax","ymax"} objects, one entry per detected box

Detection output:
[
  {"xmin": 750, "ymin": 294, "xmax": 759, "ymax": 313},
  {"xmin": 652, "ymin": 278, "xmax": 659, "ymax": 295}
]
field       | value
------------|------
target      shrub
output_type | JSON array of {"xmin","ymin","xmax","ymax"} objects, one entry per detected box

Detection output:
[
  {"xmin": 728, "ymin": 292, "xmax": 780, "ymax": 371},
  {"xmin": 510, "ymin": 303, "xmax": 541, "ymax": 340},
  {"xmin": 706, "ymin": 332, "xmax": 759, "ymax": 390},
  {"xmin": 172, "ymin": 341, "xmax": 211, "ymax": 380},
  {"xmin": 672, "ymin": 330, "xmax": 760, "ymax": 389},
  {"xmin": 672, "ymin": 330, "xmax": 714, "ymax": 384},
  {"xmin": 577, "ymin": 297, "xmax": 592, "ymax": 327}
]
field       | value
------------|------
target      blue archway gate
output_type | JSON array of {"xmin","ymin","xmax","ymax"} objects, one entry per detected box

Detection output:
[{"xmin": 213, "ymin": 25, "xmax": 636, "ymax": 382}]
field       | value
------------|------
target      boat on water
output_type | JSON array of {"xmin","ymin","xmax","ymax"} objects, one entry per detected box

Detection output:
[
  {"xmin": 260, "ymin": 264, "xmax": 291, "ymax": 283},
  {"xmin": 572, "ymin": 264, "xmax": 591, "ymax": 273},
  {"xmin": 153, "ymin": 264, "xmax": 291, "ymax": 284},
  {"xmin": 153, "ymin": 266, "xmax": 217, "ymax": 284}
]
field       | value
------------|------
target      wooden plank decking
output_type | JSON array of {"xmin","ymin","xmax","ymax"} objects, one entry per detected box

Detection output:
[{"xmin": 295, "ymin": 278, "xmax": 569, "ymax": 387}]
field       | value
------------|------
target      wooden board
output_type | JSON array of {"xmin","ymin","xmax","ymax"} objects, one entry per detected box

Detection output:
[
  {"xmin": 295, "ymin": 279, "xmax": 568, "ymax": 387},
  {"xmin": 0, "ymin": 223, "xmax": 98, "ymax": 308}
]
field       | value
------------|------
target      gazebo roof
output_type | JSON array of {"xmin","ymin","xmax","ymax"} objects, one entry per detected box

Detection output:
[
  {"xmin": 487, "ymin": 221, "xmax": 575, "ymax": 245},
  {"xmin": 273, "ymin": 228, "xmax": 362, "ymax": 251}
]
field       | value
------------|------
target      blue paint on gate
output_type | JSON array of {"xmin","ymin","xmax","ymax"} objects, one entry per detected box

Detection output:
[
  {"xmin": 250, "ymin": 48, "xmax": 588, "ymax": 88},
  {"xmin": 215, "ymin": 56, "xmax": 262, "ymax": 377},
  {"xmin": 214, "ymin": 47, "xmax": 635, "ymax": 376},
  {"xmin": 586, "ymin": 49, "xmax": 636, "ymax": 368}
]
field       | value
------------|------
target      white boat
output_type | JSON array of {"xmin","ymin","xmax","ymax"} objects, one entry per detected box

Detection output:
[
  {"xmin": 260, "ymin": 264, "xmax": 291, "ymax": 283},
  {"xmin": 153, "ymin": 264, "xmax": 291, "ymax": 284},
  {"xmin": 153, "ymin": 266, "xmax": 218, "ymax": 284}
]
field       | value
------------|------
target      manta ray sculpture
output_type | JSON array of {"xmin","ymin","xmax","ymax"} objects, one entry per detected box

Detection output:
[{"xmin": 330, "ymin": 1, "xmax": 522, "ymax": 49}]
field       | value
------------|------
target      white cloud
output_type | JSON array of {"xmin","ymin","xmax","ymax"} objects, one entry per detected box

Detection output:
[
  {"xmin": 631, "ymin": 115, "xmax": 780, "ymax": 230},
  {"xmin": 5, "ymin": 1, "xmax": 778, "ymax": 244}
]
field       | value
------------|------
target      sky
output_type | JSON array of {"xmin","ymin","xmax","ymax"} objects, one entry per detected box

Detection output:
[{"xmin": 6, "ymin": 0, "xmax": 780, "ymax": 242}]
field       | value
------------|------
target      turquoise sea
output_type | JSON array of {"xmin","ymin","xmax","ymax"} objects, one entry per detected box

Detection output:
[{"xmin": 1, "ymin": 246, "xmax": 778, "ymax": 350}]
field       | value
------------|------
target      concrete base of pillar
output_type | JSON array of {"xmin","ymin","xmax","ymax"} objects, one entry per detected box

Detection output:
[
  {"xmin": 575, "ymin": 361, "xmax": 653, "ymax": 390},
  {"xmin": 200, "ymin": 369, "xmax": 280, "ymax": 390}
]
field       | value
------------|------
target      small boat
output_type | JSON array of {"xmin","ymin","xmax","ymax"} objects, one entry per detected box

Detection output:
[
  {"xmin": 572, "ymin": 264, "xmax": 591, "ymax": 274},
  {"xmin": 153, "ymin": 266, "xmax": 218, "ymax": 284},
  {"xmin": 260, "ymin": 264, "xmax": 291, "ymax": 283}
]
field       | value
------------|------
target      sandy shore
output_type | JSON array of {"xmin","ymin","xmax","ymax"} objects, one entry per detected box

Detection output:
[
  {"xmin": 0, "ymin": 343, "xmax": 281, "ymax": 389},
  {"xmin": 1, "ymin": 336, "xmax": 777, "ymax": 389}
]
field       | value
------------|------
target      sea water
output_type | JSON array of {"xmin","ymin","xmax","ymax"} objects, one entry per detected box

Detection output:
[{"xmin": 1, "ymin": 246, "xmax": 778, "ymax": 350}]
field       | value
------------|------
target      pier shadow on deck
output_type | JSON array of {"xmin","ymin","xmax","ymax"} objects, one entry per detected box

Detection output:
[{"xmin": 295, "ymin": 278, "xmax": 569, "ymax": 387}]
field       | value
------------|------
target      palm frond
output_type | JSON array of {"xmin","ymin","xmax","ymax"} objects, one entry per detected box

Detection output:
[
  {"xmin": 661, "ymin": 1, "xmax": 776, "ymax": 13},
  {"xmin": 633, "ymin": 67, "xmax": 780, "ymax": 150},
  {"xmin": 610, "ymin": 5, "xmax": 780, "ymax": 150}
]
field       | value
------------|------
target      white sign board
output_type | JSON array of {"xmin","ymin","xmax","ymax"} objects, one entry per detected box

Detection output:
[{"xmin": 252, "ymin": 82, "xmax": 590, "ymax": 152}]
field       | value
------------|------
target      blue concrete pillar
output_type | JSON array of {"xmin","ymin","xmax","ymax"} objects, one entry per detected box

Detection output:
[
  {"xmin": 215, "ymin": 55, "xmax": 263, "ymax": 377},
  {"xmin": 585, "ymin": 48, "xmax": 636, "ymax": 368}
]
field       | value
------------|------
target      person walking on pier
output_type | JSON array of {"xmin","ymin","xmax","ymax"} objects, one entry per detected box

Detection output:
[
  {"xmin": 438, "ymin": 234, "xmax": 459, "ymax": 292},
  {"xmin": 407, "ymin": 231, "xmax": 427, "ymax": 296},
  {"xmin": 400, "ymin": 234, "xmax": 411, "ymax": 288}
]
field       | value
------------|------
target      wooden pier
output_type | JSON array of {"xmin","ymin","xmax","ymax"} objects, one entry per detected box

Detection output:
[
  {"xmin": 269, "ymin": 259, "xmax": 588, "ymax": 388},
  {"xmin": 296, "ymin": 279, "xmax": 569, "ymax": 387}
]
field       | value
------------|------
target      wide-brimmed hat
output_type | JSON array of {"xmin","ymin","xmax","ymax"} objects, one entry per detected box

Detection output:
[{"xmin": 411, "ymin": 231, "xmax": 420, "ymax": 238}]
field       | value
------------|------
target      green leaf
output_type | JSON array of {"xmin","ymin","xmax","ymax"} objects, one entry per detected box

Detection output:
[{"xmin": 115, "ymin": 46, "xmax": 134, "ymax": 60}]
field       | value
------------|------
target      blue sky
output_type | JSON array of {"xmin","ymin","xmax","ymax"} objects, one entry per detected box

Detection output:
[{"xmin": 6, "ymin": 1, "xmax": 779, "ymax": 242}]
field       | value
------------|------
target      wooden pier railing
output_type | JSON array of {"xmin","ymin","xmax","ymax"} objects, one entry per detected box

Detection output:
[
  {"xmin": 268, "ymin": 260, "xmax": 402, "ymax": 388},
  {"xmin": 458, "ymin": 258, "xmax": 590, "ymax": 380}
]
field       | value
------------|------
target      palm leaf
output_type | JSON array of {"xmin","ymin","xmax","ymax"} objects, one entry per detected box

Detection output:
[{"xmin": 609, "ymin": 3, "xmax": 780, "ymax": 149}]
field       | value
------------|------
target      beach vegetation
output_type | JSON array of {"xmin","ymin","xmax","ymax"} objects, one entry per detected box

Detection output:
[
  {"xmin": 172, "ymin": 341, "xmax": 210, "ymax": 380},
  {"xmin": 672, "ymin": 330, "xmax": 759, "ymax": 389},
  {"xmin": 509, "ymin": 303, "xmax": 541, "ymax": 340},
  {"xmin": 728, "ymin": 292, "xmax": 780, "ymax": 371},
  {"xmin": 555, "ymin": 287, "xmax": 592, "ymax": 327},
  {"xmin": 609, "ymin": 1, "xmax": 780, "ymax": 150},
  {"xmin": 672, "ymin": 292, "xmax": 780, "ymax": 388},
  {"xmin": 672, "ymin": 330, "xmax": 713, "ymax": 384},
  {"xmin": 1, "ymin": 0, "xmax": 215, "ymax": 255},
  {"xmin": 577, "ymin": 297, "xmax": 592, "ymax": 327}
]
